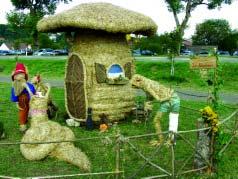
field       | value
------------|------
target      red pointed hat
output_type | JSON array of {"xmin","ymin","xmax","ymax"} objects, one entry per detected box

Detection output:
[{"xmin": 11, "ymin": 63, "xmax": 28, "ymax": 81}]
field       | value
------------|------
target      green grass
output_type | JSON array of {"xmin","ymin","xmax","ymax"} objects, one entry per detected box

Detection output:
[
  {"xmin": 0, "ymin": 57, "xmax": 66, "ymax": 79},
  {"xmin": 0, "ymin": 82, "xmax": 237, "ymax": 178},
  {"xmin": 0, "ymin": 57, "xmax": 238, "ymax": 92},
  {"xmin": 135, "ymin": 61, "xmax": 238, "ymax": 92}
]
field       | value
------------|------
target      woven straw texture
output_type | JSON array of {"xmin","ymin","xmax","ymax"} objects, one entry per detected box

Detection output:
[
  {"xmin": 37, "ymin": 2, "xmax": 157, "ymax": 35},
  {"xmin": 64, "ymin": 32, "xmax": 135, "ymax": 122},
  {"xmin": 131, "ymin": 74, "xmax": 174, "ymax": 102},
  {"xmin": 20, "ymin": 92, "xmax": 91, "ymax": 171}
]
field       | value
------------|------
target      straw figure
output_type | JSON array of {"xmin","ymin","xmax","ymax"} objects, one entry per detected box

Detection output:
[
  {"xmin": 31, "ymin": 74, "xmax": 58, "ymax": 119},
  {"xmin": 131, "ymin": 74, "xmax": 180, "ymax": 146},
  {"xmin": 20, "ymin": 85, "xmax": 91, "ymax": 171},
  {"xmin": 37, "ymin": 2, "xmax": 157, "ymax": 122},
  {"xmin": 11, "ymin": 63, "xmax": 36, "ymax": 132}
]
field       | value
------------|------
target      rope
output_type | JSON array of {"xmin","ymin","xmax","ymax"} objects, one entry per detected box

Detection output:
[
  {"xmin": 29, "ymin": 171, "xmax": 123, "ymax": 179},
  {"xmin": 218, "ymin": 110, "xmax": 238, "ymax": 125}
]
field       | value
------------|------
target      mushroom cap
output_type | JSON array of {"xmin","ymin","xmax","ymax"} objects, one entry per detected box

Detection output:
[{"xmin": 37, "ymin": 2, "xmax": 157, "ymax": 36}]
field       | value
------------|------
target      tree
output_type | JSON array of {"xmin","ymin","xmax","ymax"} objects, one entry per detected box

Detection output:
[
  {"xmin": 6, "ymin": 12, "xmax": 29, "ymax": 41},
  {"xmin": 0, "ymin": 24, "xmax": 15, "ymax": 42},
  {"xmin": 220, "ymin": 31, "xmax": 238, "ymax": 53},
  {"xmin": 192, "ymin": 19, "xmax": 237, "ymax": 53},
  {"xmin": 192, "ymin": 19, "xmax": 231, "ymax": 46},
  {"xmin": 10, "ymin": 0, "xmax": 72, "ymax": 49},
  {"xmin": 164, "ymin": 0, "xmax": 233, "ymax": 53}
]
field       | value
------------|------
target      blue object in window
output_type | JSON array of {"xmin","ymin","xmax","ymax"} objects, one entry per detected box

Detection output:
[
  {"xmin": 108, "ymin": 64, "xmax": 124, "ymax": 79},
  {"xmin": 108, "ymin": 64, "xmax": 123, "ymax": 73}
]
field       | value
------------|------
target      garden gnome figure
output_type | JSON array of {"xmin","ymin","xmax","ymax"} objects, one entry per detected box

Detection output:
[
  {"xmin": 131, "ymin": 74, "xmax": 180, "ymax": 146},
  {"xmin": 11, "ymin": 63, "xmax": 35, "ymax": 132}
]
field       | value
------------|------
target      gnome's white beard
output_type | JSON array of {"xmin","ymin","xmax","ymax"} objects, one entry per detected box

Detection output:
[{"xmin": 13, "ymin": 79, "xmax": 27, "ymax": 96}]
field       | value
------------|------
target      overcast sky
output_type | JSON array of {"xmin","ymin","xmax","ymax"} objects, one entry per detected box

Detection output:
[{"xmin": 1, "ymin": 0, "xmax": 238, "ymax": 38}]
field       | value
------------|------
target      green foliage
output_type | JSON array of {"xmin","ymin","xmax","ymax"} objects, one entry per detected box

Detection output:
[
  {"xmin": 10, "ymin": 0, "xmax": 72, "ymax": 15},
  {"xmin": 192, "ymin": 19, "xmax": 232, "ymax": 49},
  {"xmin": 133, "ymin": 35, "xmax": 163, "ymax": 54},
  {"xmin": 133, "ymin": 31, "xmax": 182, "ymax": 55},
  {"xmin": 165, "ymin": 0, "xmax": 232, "ymax": 14},
  {"xmin": 10, "ymin": 0, "xmax": 72, "ymax": 49},
  {"xmin": 220, "ymin": 30, "xmax": 238, "ymax": 53},
  {"xmin": 0, "ymin": 24, "xmax": 15, "ymax": 42},
  {"xmin": 164, "ymin": 0, "xmax": 234, "ymax": 55}
]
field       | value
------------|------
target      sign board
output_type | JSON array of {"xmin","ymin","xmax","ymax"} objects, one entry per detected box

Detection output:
[{"xmin": 190, "ymin": 56, "xmax": 217, "ymax": 69}]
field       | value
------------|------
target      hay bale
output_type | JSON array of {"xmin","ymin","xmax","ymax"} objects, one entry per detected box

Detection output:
[{"xmin": 37, "ymin": 2, "xmax": 157, "ymax": 36}]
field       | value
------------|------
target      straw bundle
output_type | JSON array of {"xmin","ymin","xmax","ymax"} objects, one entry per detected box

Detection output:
[
  {"xmin": 37, "ymin": 2, "xmax": 158, "ymax": 122},
  {"xmin": 37, "ymin": 2, "xmax": 157, "ymax": 36},
  {"xmin": 20, "ymin": 87, "xmax": 91, "ymax": 171},
  {"xmin": 131, "ymin": 74, "xmax": 174, "ymax": 102},
  {"xmin": 65, "ymin": 32, "xmax": 136, "ymax": 122}
]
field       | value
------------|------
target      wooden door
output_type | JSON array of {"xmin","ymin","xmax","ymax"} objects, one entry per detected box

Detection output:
[{"xmin": 65, "ymin": 54, "xmax": 87, "ymax": 120}]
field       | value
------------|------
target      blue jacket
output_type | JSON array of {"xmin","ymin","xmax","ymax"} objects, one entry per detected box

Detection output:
[{"xmin": 11, "ymin": 82, "xmax": 36, "ymax": 102}]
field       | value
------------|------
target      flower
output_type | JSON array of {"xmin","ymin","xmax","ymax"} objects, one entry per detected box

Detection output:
[{"xmin": 200, "ymin": 106, "xmax": 219, "ymax": 133}]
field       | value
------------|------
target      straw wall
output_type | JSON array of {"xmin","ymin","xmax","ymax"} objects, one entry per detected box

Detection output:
[{"xmin": 67, "ymin": 30, "xmax": 135, "ymax": 122}]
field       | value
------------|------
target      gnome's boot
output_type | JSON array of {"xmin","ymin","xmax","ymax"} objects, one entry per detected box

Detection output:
[{"xmin": 150, "ymin": 112, "xmax": 164, "ymax": 146}]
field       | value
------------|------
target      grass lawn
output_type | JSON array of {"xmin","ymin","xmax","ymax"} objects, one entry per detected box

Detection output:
[
  {"xmin": 0, "ymin": 56, "xmax": 238, "ymax": 92},
  {"xmin": 0, "ymin": 57, "xmax": 237, "ymax": 177},
  {"xmin": 0, "ymin": 81, "xmax": 237, "ymax": 178}
]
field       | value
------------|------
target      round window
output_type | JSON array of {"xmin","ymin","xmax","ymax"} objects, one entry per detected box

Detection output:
[{"xmin": 107, "ymin": 64, "xmax": 124, "ymax": 79}]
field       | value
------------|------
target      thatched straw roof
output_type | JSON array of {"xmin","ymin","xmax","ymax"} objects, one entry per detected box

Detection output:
[{"xmin": 37, "ymin": 2, "xmax": 157, "ymax": 36}]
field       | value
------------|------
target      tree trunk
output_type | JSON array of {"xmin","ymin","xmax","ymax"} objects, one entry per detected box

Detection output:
[{"xmin": 32, "ymin": 30, "xmax": 39, "ymax": 50}]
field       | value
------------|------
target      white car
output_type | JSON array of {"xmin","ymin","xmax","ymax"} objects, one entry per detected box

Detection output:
[
  {"xmin": 233, "ymin": 51, "xmax": 238, "ymax": 56},
  {"xmin": 180, "ymin": 50, "xmax": 193, "ymax": 56},
  {"xmin": 34, "ymin": 49, "xmax": 55, "ymax": 56}
]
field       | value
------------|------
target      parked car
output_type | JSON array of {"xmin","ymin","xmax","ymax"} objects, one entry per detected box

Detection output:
[
  {"xmin": 233, "ymin": 51, "xmax": 238, "ymax": 56},
  {"xmin": 180, "ymin": 50, "xmax": 193, "ymax": 56},
  {"xmin": 141, "ymin": 50, "xmax": 154, "ymax": 56},
  {"xmin": 132, "ymin": 49, "xmax": 141, "ymax": 56},
  {"xmin": 198, "ymin": 50, "xmax": 209, "ymax": 56},
  {"xmin": 53, "ymin": 49, "xmax": 68, "ymax": 56},
  {"xmin": 34, "ymin": 48, "xmax": 55, "ymax": 56},
  {"xmin": 217, "ymin": 51, "xmax": 230, "ymax": 56},
  {"xmin": 0, "ymin": 50, "xmax": 10, "ymax": 56}
]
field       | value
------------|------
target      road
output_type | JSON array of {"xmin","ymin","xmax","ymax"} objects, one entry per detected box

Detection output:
[
  {"xmin": 1, "ymin": 76, "xmax": 237, "ymax": 105},
  {"xmin": 1, "ymin": 55, "xmax": 238, "ymax": 63},
  {"xmin": 134, "ymin": 56, "xmax": 238, "ymax": 63}
]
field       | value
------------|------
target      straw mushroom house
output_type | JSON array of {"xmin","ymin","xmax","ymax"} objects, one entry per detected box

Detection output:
[{"xmin": 37, "ymin": 2, "xmax": 157, "ymax": 122}]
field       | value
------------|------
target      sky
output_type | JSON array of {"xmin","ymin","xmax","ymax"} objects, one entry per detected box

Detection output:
[{"xmin": 0, "ymin": 0, "xmax": 238, "ymax": 38}]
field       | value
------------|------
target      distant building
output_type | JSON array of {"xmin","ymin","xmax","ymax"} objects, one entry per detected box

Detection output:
[
  {"xmin": 182, "ymin": 39, "xmax": 192, "ymax": 49},
  {"xmin": 0, "ymin": 43, "xmax": 10, "ymax": 50}
]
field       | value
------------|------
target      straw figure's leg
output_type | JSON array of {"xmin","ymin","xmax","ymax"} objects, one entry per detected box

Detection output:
[
  {"xmin": 50, "ymin": 127, "xmax": 91, "ymax": 172},
  {"xmin": 150, "ymin": 111, "xmax": 164, "ymax": 146}
]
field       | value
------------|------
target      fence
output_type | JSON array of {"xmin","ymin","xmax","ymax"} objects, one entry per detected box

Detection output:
[{"xmin": 0, "ymin": 84, "xmax": 237, "ymax": 178}]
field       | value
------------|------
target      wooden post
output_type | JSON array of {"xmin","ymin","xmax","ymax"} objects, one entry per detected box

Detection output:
[
  {"xmin": 171, "ymin": 143, "xmax": 175, "ymax": 178},
  {"xmin": 115, "ymin": 127, "xmax": 121, "ymax": 179}
]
